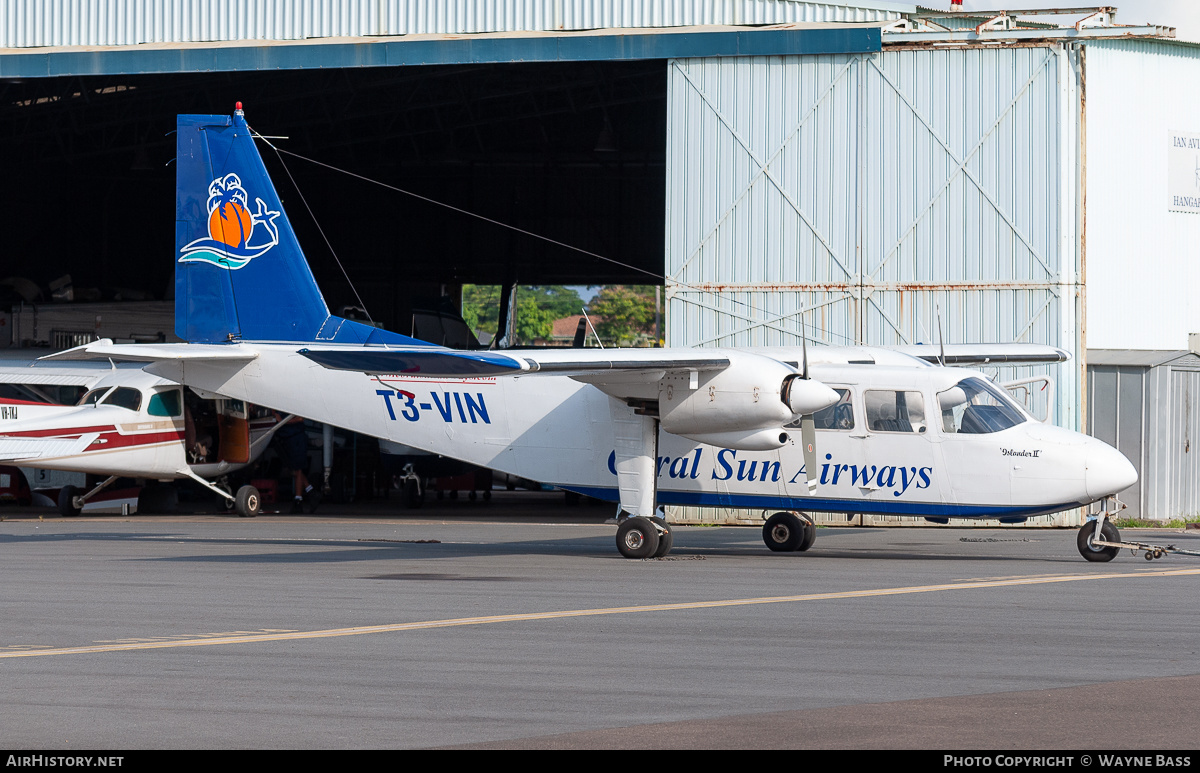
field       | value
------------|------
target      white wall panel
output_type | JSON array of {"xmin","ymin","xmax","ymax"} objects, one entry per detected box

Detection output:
[{"xmin": 1084, "ymin": 40, "xmax": 1200, "ymax": 350}]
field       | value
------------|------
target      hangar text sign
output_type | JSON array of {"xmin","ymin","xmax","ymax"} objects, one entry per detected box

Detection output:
[{"xmin": 1169, "ymin": 130, "xmax": 1200, "ymax": 214}]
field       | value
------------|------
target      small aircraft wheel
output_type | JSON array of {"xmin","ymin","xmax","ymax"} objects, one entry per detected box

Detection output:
[
  {"xmin": 234, "ymin": 485, "xmax": 260, "ymax": 518},
  {"xmin": 797, "ymin": 519, "xmax": 817, "ymax": 552},
  {"xmin": 1144, "ymin": 551, "xmax": 1155, "ymax": 561},
  {"xmin": 1077, "ymin": 520, "xmax": 1120, "ymax": 562},
  {"xmin": 652, "ymin": 518, "xmax": 674, "ymax": 558},
  {"xmin": 616, "ymin": 517, "xmax": 660, "ymax": 559},
  {"xmin": 57, "ymin": 485, "xmax": 82, "ymax": 518},
  {"xmin": 763, "ymin": 512, "xmax": 803, "ymax": 552}
]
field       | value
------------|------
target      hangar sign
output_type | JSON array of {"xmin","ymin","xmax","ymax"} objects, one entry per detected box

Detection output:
[{"xmin": 1169, "ymin": 130, "xmax": 1200, "ymax": 214}]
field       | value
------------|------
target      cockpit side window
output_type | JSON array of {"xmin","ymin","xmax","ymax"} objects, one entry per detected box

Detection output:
[
  {"xmin": 938, "ymin": 377, "xmax": 1027, "ymax": 434},
  {"xmin": 147, "ymin": 389, "xmax": 183, "ymax": 418},
  {"xmin": 100, "ymin": 387, "xmax": 142, "ymax": 412},
  {"xmin": 865, "ymin": 390, "xmax": 926, "ymax": 433}
]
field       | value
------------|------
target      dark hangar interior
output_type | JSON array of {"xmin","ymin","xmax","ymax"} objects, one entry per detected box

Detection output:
[{"xmin": 0, "ymin": 61, "xmax": 668, "ymax": 333}]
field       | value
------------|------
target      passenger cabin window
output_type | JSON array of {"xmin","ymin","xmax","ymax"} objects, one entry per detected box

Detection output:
[
  {"xmin": 865, "ymin": 390, "xmax": 926, "ymax": 433},
  {"xmin": 788, "ymin": 388, "xmax": 854, "ymax": 430},
  {"xmin": 101, "ymin": 387, "xmax": 141, "ymax": 412},
  {"xmin": 938, "ymin": 377, "xmax": 1027, "ymax": 434},
  {"xmin": 148, "ymin": 389, "xmax": 183, "ymax": 418}
]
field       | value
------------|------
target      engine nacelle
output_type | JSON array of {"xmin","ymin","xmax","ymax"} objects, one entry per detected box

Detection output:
[
  {"xmin": 683, "ymin": 428, "xmax": 792, "ymax": 452},
  {"xmin": 658, "ymin": 351, "xmax": 837, "ymax": 450}
]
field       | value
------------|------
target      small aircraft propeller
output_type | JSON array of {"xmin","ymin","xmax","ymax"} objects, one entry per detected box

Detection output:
[
  {"xmin": 799, "ymin": 316, "xmax": 819, "ymax": 495},
  {"xmin": 778, "ymin": 313, "xmax": 822, "ymax": 496}
]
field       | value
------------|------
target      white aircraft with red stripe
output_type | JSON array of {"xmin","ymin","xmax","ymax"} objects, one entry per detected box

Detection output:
[{"xmin": 0, "ymin": 364, "xmax": 281, "ymax": 517}]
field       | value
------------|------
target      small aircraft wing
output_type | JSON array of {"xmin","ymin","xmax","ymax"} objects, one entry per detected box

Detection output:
[{"xmin": 889, "ymin": 344, "xmax": 1070, "ymax": 366}]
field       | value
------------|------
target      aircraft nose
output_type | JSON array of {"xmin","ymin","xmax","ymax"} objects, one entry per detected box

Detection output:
[{"xmin": 1085, "ymin": 440, "xmax": 1137, "ymax": 500}]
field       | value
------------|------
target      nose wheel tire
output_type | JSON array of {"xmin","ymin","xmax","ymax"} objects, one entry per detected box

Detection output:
[
  {"xmin": 234, "ymin": 485, "xmax": 261, "ymax": 518},
  {"xmin": 1077, "ymin": 520, "xmax": 1120, "ymax": 562},
  {"xmin": 616, "ymin": 517, "xmax": 660, "ymax": 559},
  {"xmin": 57, "ymin": 485, "xmax": 82, "ymax": 518}
]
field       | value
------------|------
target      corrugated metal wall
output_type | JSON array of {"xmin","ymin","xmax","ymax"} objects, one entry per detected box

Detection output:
[
  {"xmin": 666, "ymin": 46, "xmax": 1080, "ymax": 414},
  {"xmin": 1087, "ymin": 364, "xmax": 1145, "ymax": 519},
  {"xmin": 1088, "ymin": 355, "xmax": 1200, "ymax": 522},
  {"xmin": 1166, "ymin": 366, "xmax": 1200, "ymax": 519},
  {"xmin": 665, "ymin": 45, "xmax": 1083, "ymax": 524},
  {"xmin": 1083, "ymin": 39, "xmax": 1200, "ymax": 350},
  {"xmin": 0, "ymin": 0, "xmax": 907, "ymax": 47}
]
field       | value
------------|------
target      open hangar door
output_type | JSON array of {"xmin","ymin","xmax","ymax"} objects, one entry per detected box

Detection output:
[{"xmin": 0, "ymin": 60, "xmax": 667, "ymax": 334}]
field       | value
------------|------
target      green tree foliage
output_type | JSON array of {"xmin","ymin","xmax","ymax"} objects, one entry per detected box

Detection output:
[
  {"xmin": 588, "ymin": 285, "xmax": 658, "ymax": 347},
  {"xmin": 461, "ymin": 285, "xmax": 585, "ymax": 345}
]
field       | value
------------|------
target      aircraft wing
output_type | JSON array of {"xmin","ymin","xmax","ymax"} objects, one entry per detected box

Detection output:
[
  {"xmin": 889, "ymin": 344, "xmax": 1070, "ymax": 365},
  {"xmin": 296, "ymin": 345, "xmax": 732, "ymax": 380}
]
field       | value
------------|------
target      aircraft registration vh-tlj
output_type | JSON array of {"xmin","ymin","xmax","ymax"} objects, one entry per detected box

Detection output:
[{"xmin": 49, "ymin": 105, "xmax": 1150, "ymax": 562}]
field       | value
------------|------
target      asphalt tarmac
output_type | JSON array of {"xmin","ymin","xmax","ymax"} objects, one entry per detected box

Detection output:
[{"xmin": 1, "ymin": 491, "xmax": 1198, "ymax": 750}]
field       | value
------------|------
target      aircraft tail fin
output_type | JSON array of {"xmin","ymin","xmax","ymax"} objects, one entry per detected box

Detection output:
[{"xmin": 175, "ymin": 106, "xmax": 420, "ymax": 347}]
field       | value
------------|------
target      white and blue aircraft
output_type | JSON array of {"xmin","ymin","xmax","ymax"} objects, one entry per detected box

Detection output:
[{"xmin": 52, "ymin": 106, "xmax": 1140, "ymax": 562}]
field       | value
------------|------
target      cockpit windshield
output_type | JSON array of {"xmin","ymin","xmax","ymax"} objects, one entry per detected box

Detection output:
[
  {"xmin": 937, "ymin": 377, "xmax": 1027, "ymax": 434},
  {"xmin": 75, "ymin": 386, "xmax": 141, "ymax": 412}
]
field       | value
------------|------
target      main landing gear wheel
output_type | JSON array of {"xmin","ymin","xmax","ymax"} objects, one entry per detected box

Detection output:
[
  {"xmin": 1077, "ymin": 520, "xmax": 1120, "ymax": 563},
  {"xmin": 651, "ymin": 518, "xmax": 674, "ymax": 558},
  {"xmin": 57, "ymin": 485, "xmax": 82, "ymax": 518},
  {"xmin": 616, "ymin": 517, "xmax": 660, "ymax": 559},
  {"xmin": 797, "ymin": 518, "xmax": 816, "ymax": 552},
  {"xmin": 763, "ymin": 512, "xmax": 805, "ymax": 552},
  {"xmin": 234, "ymin": 485, "xmax": 261, "ymax": 518}
]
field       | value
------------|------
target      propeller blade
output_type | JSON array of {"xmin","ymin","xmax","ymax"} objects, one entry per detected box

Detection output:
[{"xmin": 801, "ymin": 414, "xmax": 818, "ymax": 496}]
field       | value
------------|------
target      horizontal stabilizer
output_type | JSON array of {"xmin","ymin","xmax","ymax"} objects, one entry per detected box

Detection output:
[
  {"xmin": 0, "ymin": 433, "xmax": 99, "ymax": 462},
  {"xmin": 892, "ymin": 344, "xmax": 1070, "ymax": 366},
  {"xmin": 40, "ymin": 339, "xmax": 258, "ymax": 364}
]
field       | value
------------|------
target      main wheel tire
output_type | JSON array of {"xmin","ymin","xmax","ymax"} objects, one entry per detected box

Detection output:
[
  {"xmin": 797, "ymin": 519, "xmax": 817, "ymax": 552},
  {"xmin": 616, "ymin": 517, "xmax": 660, "ymax": 559},
  {"xmin": 1077, "ymin": 520, "xmax": 1120, "ymax": 562},
  {"xmin": 234, "ymin": 485, "xmax": 261, "ymax": 518},
  {"xmin": 652, "ymin": 518, "xmax": 674, "ymax": 558},
  {"xmin": 763, "ymin": 512, "xmax": 803, "ymax": 552},
  {"xmin": 57, "ymin": 485, "xmax": 82, "ymax": 518}
]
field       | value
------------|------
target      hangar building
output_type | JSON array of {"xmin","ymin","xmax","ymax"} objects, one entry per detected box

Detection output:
[{"xmin": 1, "ymin": 2, "xmax": 1197, "ymax": 521}]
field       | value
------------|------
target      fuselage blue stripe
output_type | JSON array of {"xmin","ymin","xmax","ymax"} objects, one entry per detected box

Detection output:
[{"xmin": 557, "ymin": 485, "xmax": 1078, "ymax": 519}]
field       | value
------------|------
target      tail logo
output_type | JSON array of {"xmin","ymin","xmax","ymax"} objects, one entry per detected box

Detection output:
[{"xmin": 178, "ymin": 173, "xmax": 281, "ymax": 270}]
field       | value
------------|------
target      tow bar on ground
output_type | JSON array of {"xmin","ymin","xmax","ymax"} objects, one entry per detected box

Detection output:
[{"xmin": 1077, "ymin": 497, "xmax": 1200, "ymax": 562}]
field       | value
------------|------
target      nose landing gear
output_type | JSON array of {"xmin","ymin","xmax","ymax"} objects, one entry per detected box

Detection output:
[{"xmin": 1077, "ymin": 497, "xmax": 1200, "ymax": 562}]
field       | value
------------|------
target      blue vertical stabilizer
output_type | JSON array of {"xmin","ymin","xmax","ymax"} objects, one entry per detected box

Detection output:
[{"xmin": 175, "ymin": 107, "xmax": 424, "ymax": 347}]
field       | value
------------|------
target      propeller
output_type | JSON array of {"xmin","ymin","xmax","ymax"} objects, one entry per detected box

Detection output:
[{"xmin": 799, "ymin": 316, "xmax": 819, "ymax": 495}]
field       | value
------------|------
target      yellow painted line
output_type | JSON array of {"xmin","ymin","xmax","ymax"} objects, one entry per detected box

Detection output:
[{"xmin": 4, "ymin": 567, "xmax": 1198, "ymax": 659}]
